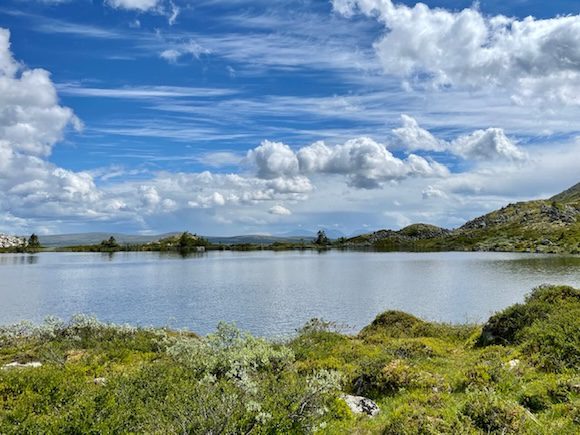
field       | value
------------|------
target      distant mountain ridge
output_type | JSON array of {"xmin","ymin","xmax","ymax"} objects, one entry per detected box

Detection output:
[
  {"xmin": 38, "ymin": 233, "xmax": 181, "ymax": 248},
  {"xmin": 347, "ymin": 182, "xmax": 580, "ymax": 254},
  {"xmin": 37, "ymin": 232, "xmax": 322, "ymax": 248}
]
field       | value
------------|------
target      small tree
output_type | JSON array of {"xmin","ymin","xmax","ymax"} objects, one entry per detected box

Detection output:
[
  {"xmin": 27, "ymin": 234, "xmax": 40, "ymax": 249},
  {"xmin": 101, "ymin": 236, "xmax": 120, "ymax": 250},
  {"xmin": 314, "ymin": 230, "xmax": 330, "ymax": 246}
]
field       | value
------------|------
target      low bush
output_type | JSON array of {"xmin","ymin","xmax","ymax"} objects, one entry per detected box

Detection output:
[
  {"xmin": 461, "ymin": 389, "xmax": 527, "ymax": 434},
  {"xmin": 360, "ymin": 310, "xmax": 476, "ymax": 342},
  {"xmin": 520, "ymin": 307, "xmax": 580, "ymax": 372},
  {"xmin": 478, "ymin": 285, "xmax": 579, "ymax": 346}
]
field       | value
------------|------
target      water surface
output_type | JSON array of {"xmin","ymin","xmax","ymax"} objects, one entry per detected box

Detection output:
[{"xmin": 0, "ymin": 251, "xmax": 578, "ymax": 336}]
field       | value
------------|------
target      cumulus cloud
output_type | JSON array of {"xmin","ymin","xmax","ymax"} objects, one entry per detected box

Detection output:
[
  {"xmin": 392, "ymin": 114, "xmax": 444, "ymax": 152},
  {"xmin": 332, "ymin": 0, "xmax": 580, "ymax": 106},
  {"xmin": 246, "ymin": 140, "xmax": 300, "ymax": 179},
  {"xmin": 269, "ymin": 205, "xmax": 292, "ymax": 216},
  {"xmin": 0, "ymin": 29, "xmax": 81, "ymax": 158},
  {"xmin": 450, "ymin": 128, "xmax": 526, "ymax": 161},
  {"xmin": 247, "ymin": 137, "xmax": 449, "ymax": 189},
  {"xmin": 0, "ymin": 28, "xmax": 103, "ymax": 222},
  {"xmin": 392, "ymin": 115, "xmax": 526, "ymax": 161}
]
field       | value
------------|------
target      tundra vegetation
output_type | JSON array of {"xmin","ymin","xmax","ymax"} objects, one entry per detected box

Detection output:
[
  {"xmin": 346, "ymin": 182, "xmax": 580, "ymax": 254},
  {"xmin": 0, "ymin": 285, "xmax": 578, "ymax": 433}
]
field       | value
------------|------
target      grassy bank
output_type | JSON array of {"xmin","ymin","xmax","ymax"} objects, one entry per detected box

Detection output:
[{"xmin": 1, "ymin": 285, "xmax": 578, "ymax": 433}]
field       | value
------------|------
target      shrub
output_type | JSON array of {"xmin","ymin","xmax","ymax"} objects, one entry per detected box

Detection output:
[
  {"xmin": 360, "ymin": 311, "xmax": 427, "ymax": 339},
  {"xmin": 520, "ymin": 307, "xmax": 580, "ymax": 372},
  {"xmin": 518, "ymin": 381, "xmax": 552, "ymax": 412},
  {"xmin": 166, "ymin": 322, "xmax": 294, "ymax": 381},
  {"xmin": 461, "ymin": 389, "xmax": 526, "ymax": 434},
  {"xmin": 382, "ymin": 392, "xmax": 469, "ymax": 435},
  {"xmin": 360, "ymin": 310, "xmax": 477, "ymax": 342},
  {"xmin": 478, "ymin": 285, "xmax": 580, "ymax": 346}
]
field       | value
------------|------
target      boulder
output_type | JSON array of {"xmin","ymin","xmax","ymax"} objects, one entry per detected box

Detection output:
[
  {"xmin": 93, "ymin": 377, "xmax": 107, "ymax": 386},
  {"xmin": 341, "ymin": 394, "xmax": 380, "ymax": 417}
]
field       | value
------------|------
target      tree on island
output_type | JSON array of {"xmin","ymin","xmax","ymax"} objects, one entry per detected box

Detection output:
[
  {"xmin": 178, "ymin": 232, "xmax": 210, "ymax": 250},
  {"xmin": 100, "ymin": 236, "xmax": 120, "ymax": 251},
  {"xmin": 314, "ymin": 230, "xmax": 331, "ymax": 246},
  {"xmin": 27, "ymin": 234, "xmax": 41, "ymax": 250}
]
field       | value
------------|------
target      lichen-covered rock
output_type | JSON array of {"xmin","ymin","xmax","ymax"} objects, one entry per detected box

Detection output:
[
  {"xmin": 93, "ymin": 377, "xmax": 107, "ymax": 386},
  {"xmin": 341, "ymin": 394, "xmax": 380, "ymax": 417},
  {"xmin": 2, "ymin": 361, "xmax": 42, "ymax": 370}
]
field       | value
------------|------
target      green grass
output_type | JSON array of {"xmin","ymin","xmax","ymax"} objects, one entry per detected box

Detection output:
[{"xmin": 1, "ymin": 286, "xmax": 579, "ymax": 433}]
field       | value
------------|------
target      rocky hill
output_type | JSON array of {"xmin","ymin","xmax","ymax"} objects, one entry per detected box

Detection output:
[
  {"xmin": 0, "ymin": 234, "xmax": 26, "ymax": 249},
  {"xmin": 550, "ymin": 181, "xmax": 580, "ymax": 203},
  {"xmin": 346, "ymin": 182, "xmax": 580, "ymax": 254}
]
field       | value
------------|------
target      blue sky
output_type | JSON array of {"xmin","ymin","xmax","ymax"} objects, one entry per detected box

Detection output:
[{"xmin": 1, "ymin": 0, "xmax": 579, "ymax": 236}]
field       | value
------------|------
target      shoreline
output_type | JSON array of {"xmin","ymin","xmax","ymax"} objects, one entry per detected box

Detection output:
[{"xmin": 1, "ymin": 284, "xmax": 578, "ymax": 433}]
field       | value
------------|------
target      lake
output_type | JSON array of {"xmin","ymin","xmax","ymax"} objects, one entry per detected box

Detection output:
[{"xmin": 0, "ymin": 251, "xmax": 578, "ymax": 336}]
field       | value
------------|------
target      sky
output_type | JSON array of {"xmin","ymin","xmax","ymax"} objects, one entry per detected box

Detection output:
[{"xmin": 0, "ymin": 0, "xmax": 579, "ymax": 237}]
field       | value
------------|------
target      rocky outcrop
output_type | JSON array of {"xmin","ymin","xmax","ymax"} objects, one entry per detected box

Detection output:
[
  {"xmin": 348, "ymin": 224, "xmax": 451, "ymax": 246},
  {"xmin": 540, "ymin": 204, "xmax": 579, "ymax": 224},
  {"xmin": 0, "ymin": 234, "xmax": 26, "ymax": 249}
]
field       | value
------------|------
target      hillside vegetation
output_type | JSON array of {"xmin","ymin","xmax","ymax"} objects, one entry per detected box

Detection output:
[
  {"xmin": 347, "ymin": 182, "xmax": 580, "ymax": 254},
  {"xmin": 1, "ymin": 285, "xmax": 578, "ymax": 433}
]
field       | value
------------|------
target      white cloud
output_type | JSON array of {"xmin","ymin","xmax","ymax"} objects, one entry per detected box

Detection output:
[
  {"xmin": 167, "ymin": 1, "xmax": 180, "ymax": 26},
  {"xmin": 450, "ymin": 128, "xmax": 526, "ymax": 161},
  {"xmin": 106, "ymin": 0, "xmax": 160, "ymax": 12},
  {"xmin": 422, "ymin": 185, "xmax": 447, "ymax": 200},
  {"xmin": 269, "ymin": 205, "xmax": 292, "ymax": 216},
  {"xmin": 0, "ymin": 28, "xmax": 105, "ymax": 224},
  {"xmin": 392, "ymin": 114, "xmax": 444, "ymax": 152},
  {"xmin": 196, "ymin": 151, "xmax": 242, "ymax": 168},
  {"xmin": 246, "ymin": 136, "xmax": 449, "ymax": 190},
  {"xmin": 160, "ymin": 40, "xmax": 211, "ymax": 64},
  {"xmin": 393, "ymin": 116, "xmax": 526, "ymax": 161},
  {"xmin": 0, "ymin": 29, "xmax": 81, "ymax": 158},
  {"xmin": 332, "ymin": 0, "xmax": 580, "ymax": 106},
  {"xmin": 246, "ymin": 140, "xmax": 300, "ymax": 179}
]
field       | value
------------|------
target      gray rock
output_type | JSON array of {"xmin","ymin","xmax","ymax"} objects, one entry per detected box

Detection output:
[
  {"xmin": 2, "ymin": 361, "xmax": 42, "ymax": 370},
  {"xmin": 341, "ymin": 394, "xmax": 380, "ymax": 417},
  {"xmin": 93, "ymin": 377, "xmax": 107, "ymax": 386}
]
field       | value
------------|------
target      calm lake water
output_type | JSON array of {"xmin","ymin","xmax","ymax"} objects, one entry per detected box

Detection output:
[{"xmin": 0, "ymin": 251, "xmax": 578, "ymax": 336}]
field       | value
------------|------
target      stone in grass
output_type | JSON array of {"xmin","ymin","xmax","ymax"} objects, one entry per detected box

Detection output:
[
  {"xmin": 342, "ymin": 394, "xmax": 380, "ymax": 417},
  {"xmin": 93, "ymin": 377, "xmax": 107, "ymax": 386},
  {"xmin": 2, "ymin": 361, "xmax": 42, "ymax": 370}
]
